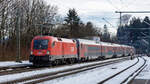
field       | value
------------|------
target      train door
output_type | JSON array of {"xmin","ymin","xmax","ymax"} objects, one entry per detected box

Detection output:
[
  {"xmin": 113, "ymin": 47, "xmax": 116, "ymax": 57},
  {"xmin": 75, "ymin": 39, "xmax": 80, "ymax": 59}
]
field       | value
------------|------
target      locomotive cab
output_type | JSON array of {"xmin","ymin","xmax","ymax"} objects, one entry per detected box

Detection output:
[{"xmin": 29, "ymin": 36, "xmax": 52, "ymax": 65}]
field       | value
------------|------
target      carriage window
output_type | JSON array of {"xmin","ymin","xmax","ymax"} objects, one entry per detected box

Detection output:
[{"xmin": 33, "ymin": 39, "xmax": 49, "ymax": 49}]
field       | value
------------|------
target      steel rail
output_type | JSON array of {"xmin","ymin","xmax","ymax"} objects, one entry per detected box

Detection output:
[
  {"xmin": 0, "ymin": 57, "xmax": 129, "ymax": 84},
  {"xmin": 98, "ymin": 58, "xmax": 140, "ymax": 84},
  {"xmin": 0, "ymin": 57, "xmax": 129, "ymax": 76},
  {"xmin": 123, "ymin": 57, "xmax": 147, "ymax": 84},
  {"xmin": 98, "ymin": 57, "xmax": 146, "ymax": 84}
]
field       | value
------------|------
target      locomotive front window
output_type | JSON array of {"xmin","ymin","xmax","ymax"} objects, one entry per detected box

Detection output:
[{"xmin": 33, "ymin": 39, "xmax": 49, "ymax": 49}]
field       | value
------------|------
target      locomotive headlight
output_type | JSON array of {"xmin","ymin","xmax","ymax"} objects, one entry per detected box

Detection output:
[
  {"xmin": 30, "ymin": 51, "xmax": 33, "ymax": 55},
  {"xmin": 46, "ymin": 51, "xmax": 50, "ymax": 55}
]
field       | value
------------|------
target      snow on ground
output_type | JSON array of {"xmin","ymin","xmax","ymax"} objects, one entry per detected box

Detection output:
[
  {"xmin": 0, "ymin": 57, "xmax": 129, "ymax": 83},
  {"xmin": 135, "ymin": 56, "xmax": 150, "ymax": 79},
  {"xmin": 41, "ymin": 57, "xmax": 142, "ymax": 84},
  {"xmin": 0, "ymin": 61, "xmax": 32, "ymax": 67}
]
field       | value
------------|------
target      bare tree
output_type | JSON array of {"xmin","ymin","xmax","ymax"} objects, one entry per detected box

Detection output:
[{"xmin": 0, "ymin": 0, "xmax": 58, "ymax": 61}]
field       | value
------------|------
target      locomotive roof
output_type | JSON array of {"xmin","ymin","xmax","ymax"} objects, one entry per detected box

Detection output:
[
  {"xmin": 33, "ymin": 36, "xmax": 75, "ymax": 43},
  {"xmin": 55, "ymin": 37, "xmax": 75, "ymax": 43}
]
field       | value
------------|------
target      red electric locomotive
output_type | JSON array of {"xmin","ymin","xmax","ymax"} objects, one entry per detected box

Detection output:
[{"xmin": 29, "ymin": 36, "xmax": 77, "ymax": 66}]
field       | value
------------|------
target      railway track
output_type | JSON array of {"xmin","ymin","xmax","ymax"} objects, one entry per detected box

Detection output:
[
  {"xmin": 0, "ymin": 57, "xmax": 130, "ymax": 84},
  {"xmin": 0, "ymin": 56, "xmax": 130, "ymax": 76},
  {"xmin": 97, "ymin": 57, "xmax": 147, "ymax": 84}
]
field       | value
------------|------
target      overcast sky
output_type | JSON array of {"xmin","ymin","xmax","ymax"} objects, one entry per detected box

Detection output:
[{"xmin": 45, "ymin": 0, "xmax": 150, "ymax": 34}]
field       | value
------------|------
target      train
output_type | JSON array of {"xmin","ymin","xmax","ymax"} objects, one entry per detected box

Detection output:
[{"xmin": 29, "ymin": 36, "xmax": 135, "ymax": 66}]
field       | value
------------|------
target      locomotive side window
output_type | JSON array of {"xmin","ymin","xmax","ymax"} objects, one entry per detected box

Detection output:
[
  {"xmin": 57, "ymin": 38, "xmax": 62, "ymax": 41},
  {"xmin": 52, "ymin": 41, "xmax": 55, "ymax": 48},
  {"xmin": 33, "ymin": 39, "xmax": 49, "ymax": 49}
]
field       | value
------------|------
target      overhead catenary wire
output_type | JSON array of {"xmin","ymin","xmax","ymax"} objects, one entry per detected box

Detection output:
[
  {"xmin": 106, "ymin": 0, "xmax": 121, "ymax": 11},
  {"xmin": 102, "ymin": 18, "xmax": 116, "ymax": 28}
]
